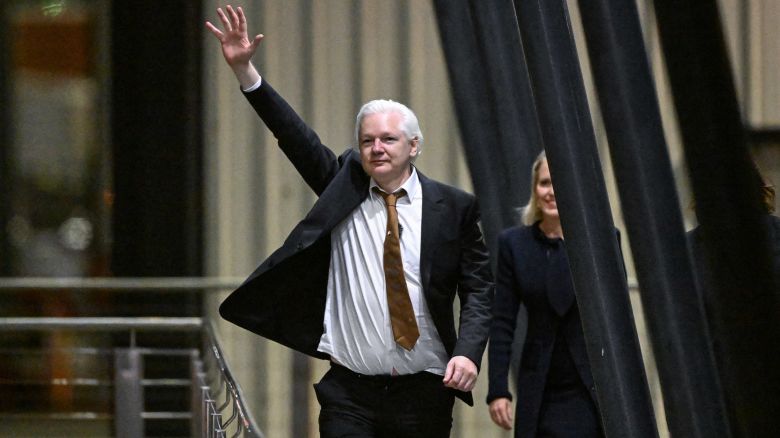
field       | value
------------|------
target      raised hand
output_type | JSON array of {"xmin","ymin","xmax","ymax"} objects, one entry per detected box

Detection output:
[{"xmin": 205, "ymin": 5, "xmax": 263, "ymax": 87}]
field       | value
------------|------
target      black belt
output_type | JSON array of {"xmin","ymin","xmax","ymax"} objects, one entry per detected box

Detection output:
[{"xmin": 329, "ymin": 362, "xmax": 441, "ymax": 385}]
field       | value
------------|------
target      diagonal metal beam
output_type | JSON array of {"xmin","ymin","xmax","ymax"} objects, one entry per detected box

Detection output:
[
  {"xmin": 512, "ymin": 0, "xmax": 658, "ymax": 435},
  {"xmin": 652, "ymin": 1, "xmax": 780, "ymax": 436},
  {"xmin": 432, "ymin": 0, "xmax": 540, "ymax": 257},
  {"xmin": 575, "ymin": 0, "xmax": 730, "ymax": 436}
]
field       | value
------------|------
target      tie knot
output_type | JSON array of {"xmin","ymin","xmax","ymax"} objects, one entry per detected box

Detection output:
[{"xmin": 373, "ymin": 187, "xmax": 407, "ymax": 206}]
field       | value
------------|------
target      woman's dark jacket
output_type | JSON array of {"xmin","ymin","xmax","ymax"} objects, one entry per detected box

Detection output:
[{"xmin": 487, "ymin": 223, "xmax": 599, "ymax": 437}]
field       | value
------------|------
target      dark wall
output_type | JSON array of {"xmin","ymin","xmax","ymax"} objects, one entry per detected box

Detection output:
[
  {"xmin": 0, "ymin": 6, "xmax": 10, "ymax": 276},
  {"xmin": 110, "ymin": 1, "xmax": 203, "ymax": 277}
]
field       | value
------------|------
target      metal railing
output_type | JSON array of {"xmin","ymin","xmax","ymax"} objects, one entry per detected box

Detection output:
[
  {"xmin": 2, "ymin": 276, "xmax": 643, "ymax": 437},
  {"xmin": 0, "ymin": 277, "xmax": 263, "ymax": 438},
  {"xmin": 193, "ymin": 323, "xmax": 264, "ymax": 438},
  {"xmin": 0, "ymin": 276, "xmax": 245, "ymax": 291}
]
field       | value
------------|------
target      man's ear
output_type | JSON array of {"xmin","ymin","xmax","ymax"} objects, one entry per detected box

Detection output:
[{"xmin": 409, "ymin": 137, "xmax": 419, "ymax": 157}]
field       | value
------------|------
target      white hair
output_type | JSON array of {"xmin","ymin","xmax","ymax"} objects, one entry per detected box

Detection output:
[{"xmin": 354, "ymin": 99, "xmax": 424, "ymax": 156}]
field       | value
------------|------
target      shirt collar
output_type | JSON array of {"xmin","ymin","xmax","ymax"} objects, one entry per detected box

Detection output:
[
  {"xmin": 532, "ymin": 220, "xmax": 563, "ymax": 246},
  {"xmin": 369, "ymin": 167, "xmax": 419, "ymax": 204}
]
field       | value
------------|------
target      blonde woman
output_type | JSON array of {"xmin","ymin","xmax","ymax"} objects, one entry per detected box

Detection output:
[{"xmin": 487, "ymin": 151, "xmax": 604, "ymax": 437}]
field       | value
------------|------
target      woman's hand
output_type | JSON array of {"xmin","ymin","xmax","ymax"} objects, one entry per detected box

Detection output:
[{"xmin": 489, "ymin": 397, "xmax": 514, "ymax": 430}]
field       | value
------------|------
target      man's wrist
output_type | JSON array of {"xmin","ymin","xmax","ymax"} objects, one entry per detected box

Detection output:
[{"xmin": 232, "ymin": 61, "xmax": 262, "ymax": 90}]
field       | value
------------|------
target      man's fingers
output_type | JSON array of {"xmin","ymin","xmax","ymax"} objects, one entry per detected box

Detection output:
[
  {"xmin": 443, "ymin": 371, "xmax": 462, "ymax": 388},
  {"xmin": 462, "ymin": 375, "xmax": 476, "ymax": 392},
  {"xmin": 226, "ymin": 5, "xmax": 241, "ymax": 30},
  {"xmin": 205, "ymin": 21, "xmax": 224, "ymax": 39},
  {"xmin": 237, "ymin": 6, "xmax": 247, "ymax": 31},
  {"xmin": 459, "ymin": 374, "xmax": 476, "ymax": 391},
  {"xmin": 251, "ymin": 34, "xmax": 265, "ymax": 50},
  {"xmin": 444, "ymin": 370, "xmax": 476, "ymax": 391},
  {"xmin": 216, "ymin": 8, "xmax": 232, "ymax": 32},
  {"xmin": 443, "ymin": 362, "xmax": 454, "ymax": 383},
  {"xmin": 457, "ymin": 373, "xmax": 470, "ymax": 390},
  {"xmin": 443, "ymin": 356, "xmax": 478, "ymax": 390}
]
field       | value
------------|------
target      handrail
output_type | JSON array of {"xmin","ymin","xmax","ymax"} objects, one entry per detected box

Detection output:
[
  {"xmin": 0, "ymin": 317, "xmax": 203, "ymax": 331},
  {"xmin": 0, "ymin": 277, "xmax": 244, "ymax": 291},
  {"xmin": 0, "ymin": 316, "xmax": 265, "ymax": 437},
  {"xmin": 201, "ymin": 321, "xmax": 264, "ymax": 437},
  {"xmin": 0, "ymin": 276, "xmax": 640, "ymax": 291}
]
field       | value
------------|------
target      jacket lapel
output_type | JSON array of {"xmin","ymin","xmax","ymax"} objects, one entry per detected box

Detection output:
[
  {"xmin": 419, "ymin": 171, "xmax": 445, "ymax": 293},
  {"xmin": 306, "ymin": 160, "xmax": 444, "ymax": 291},
  {"xmin": 306, "ymin": 150, "xmax": 370, "ymax": 235}
]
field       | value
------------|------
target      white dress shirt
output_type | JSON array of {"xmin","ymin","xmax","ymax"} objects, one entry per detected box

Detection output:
[{"xmin": 317, "ymin": 168, "xmax": 448, "ymax": 376}]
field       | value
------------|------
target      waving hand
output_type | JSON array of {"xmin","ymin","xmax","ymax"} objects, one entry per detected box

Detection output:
[{"xmin": 205, "ymin": 5, "xmax": 263, "ymax": 87}]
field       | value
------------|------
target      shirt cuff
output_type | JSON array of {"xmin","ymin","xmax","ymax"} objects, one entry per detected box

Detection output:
[{"xmin": 241, "ymin": 76, "xmax": 263, "ymax": 92}]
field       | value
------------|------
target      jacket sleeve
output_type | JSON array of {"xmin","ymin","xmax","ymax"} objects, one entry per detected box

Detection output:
[
  {"xmin": 451, "ymin": 196, "xmax": 495, "ymax": 371},
  {"xmin": 243, "ymin": 80, "xmax": 342, "ymax": 196},
  {"xmin": 486, "ymin": 230, "xmax": 521, "ymax": 404}
]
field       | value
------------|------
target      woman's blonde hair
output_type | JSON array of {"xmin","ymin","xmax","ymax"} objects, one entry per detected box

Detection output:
[{"xmin": 521, "ymin": 151, "xmax": 548, "ymax": 226}]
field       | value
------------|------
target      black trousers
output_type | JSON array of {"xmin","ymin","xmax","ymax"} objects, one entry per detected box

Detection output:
[
  {"xmin": 314, "ymin": 363, "xmax": 455, "ymax": 438},
  {"xmin": 534, "ymin": 382, "xmax": 603, "ymax": 438}
]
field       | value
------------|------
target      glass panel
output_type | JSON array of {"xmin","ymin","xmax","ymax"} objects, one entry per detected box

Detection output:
[
  {"xmin": 1, "ymin": 1, "xmax": 112, "ymax": 429},
  {"xmin": 5, "ymin": 0, "xmax": 110, "ymax": 282}
]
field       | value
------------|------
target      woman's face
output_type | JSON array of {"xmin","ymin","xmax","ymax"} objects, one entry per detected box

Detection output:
[{"xmin": 535, "ymin": 159, "xmax": 558, "ymax": 220}]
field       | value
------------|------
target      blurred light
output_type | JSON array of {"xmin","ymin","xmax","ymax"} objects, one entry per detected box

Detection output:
[
  {"xmin": 58, "ymin": 216, "xmax": 93, "ymax": 250},
  {"xmin": 41, "ymin": 0, "xmax": 66, "ymax": 18},
  {"xmin": 103, "ymin": 189, "xmax": 115, "ymax": 207}
]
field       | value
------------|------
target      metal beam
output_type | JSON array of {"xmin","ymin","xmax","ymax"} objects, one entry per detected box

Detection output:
[
  {"xmin": 512, "ymin": 0, "xmax": 658, "ymax": 435},
  {"xmin": 432, "ymin": 0, "xmax": 540, "ymax": 256},
  {"xmin": 652, "ymin": 1, "xmax": 780, "ymax": 436},
  {"xmin": 575, "ymin": 0, "xmax": 729, "ymax": 436}
]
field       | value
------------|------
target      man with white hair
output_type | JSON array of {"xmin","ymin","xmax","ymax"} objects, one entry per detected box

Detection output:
[{"xmin": 207, "ymin": 6, "xmax": 494, "ymax": 437}]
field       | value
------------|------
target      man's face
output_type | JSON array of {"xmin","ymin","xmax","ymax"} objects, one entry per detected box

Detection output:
[{"xmin": 358, "ymin": 111, "xmax": 418, "ymax": 189}]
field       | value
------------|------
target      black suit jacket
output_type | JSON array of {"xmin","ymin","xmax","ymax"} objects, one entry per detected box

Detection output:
[
  {"xmin": 218, "ymin": 81, "xmax": 494, "ymax": 405},
  {"xmin": 487, "ymin": 224, "xmax": 600, "ymax": 436}
]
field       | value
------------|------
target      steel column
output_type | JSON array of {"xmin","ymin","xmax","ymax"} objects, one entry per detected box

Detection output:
[
  {"xmin": 464, "ymin": 0, "xmax": 543, "ymax": 213},
  {"xmin": 433, "ymin": 0, "xmax": 541, "ymax": 255},
  {"xmin": 575, "ymin": 0, "xmax": 729, "ymax": 436},
  {"xmin": 652, "ymin": 2, "xmax": 780, "ymax": 436},
  {"xmin": 512, "ymin": 0, "xmax": 658, "ymax": 435}
]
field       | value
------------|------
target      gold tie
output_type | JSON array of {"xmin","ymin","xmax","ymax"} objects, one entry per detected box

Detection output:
[{"xmin": 374, "ymin": 187, "xmax": 419, "ymax": 351}]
